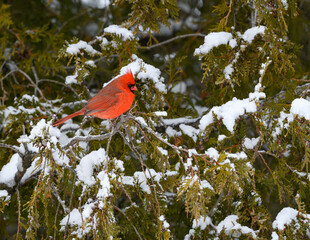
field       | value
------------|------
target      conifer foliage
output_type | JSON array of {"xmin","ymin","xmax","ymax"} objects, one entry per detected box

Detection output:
[{"xmin": 0, "ymin": 0, "xmax": 310, "ymax": 239}]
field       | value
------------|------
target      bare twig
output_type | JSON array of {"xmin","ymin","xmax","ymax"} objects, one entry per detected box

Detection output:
[
  {"xmin": 31, "ymin": 66, "xmax": 39, "ymax": 96},
  {"xmin": 2, "ymin": 68, "xmax": 49, "ymax": 102},
  {"xmin": 0, "ymin": 60, "xmax": 6, "ymax": 71},
  {"xmin": 114, "ymin": 206, "xmax": 143, "ymax": 240},
  {"xmin": 16, "ymin": 186, "xmax": 21, "ymax": 239},
  {"xmin": 51, "ymin": 183, "xmax": 69, "ymax": 213},
  {"xmin": 140, "ymin": 33, "xmax": 206, "ymax": 50},
  {"xmin": 58, "ymin": 9, "xmax": 89, "ymax": 33},
  {"xmin": 208, "ymin": 191, "xmax": 224, "ymax": 218},
  {"xmin": 224, "ymin": 0, "xmax": 233, "ymax": 26},
  {"xmin": 65, "ymin": 174, "xmax": 77, "ymax": 237},
  {"xmin": 257, "ymin": 151, "xmax": 273, "ymax": 175},
  {"xmin": 105, "ymin": 122, "xmax": 115, "ymax": 172},
  {"xmin": 38, "ymin": 78, "xmax": 80, "ymax": 98},
  {"xmin": 54, "ymin": 202, "xmax": 60, "ymax": 240}
]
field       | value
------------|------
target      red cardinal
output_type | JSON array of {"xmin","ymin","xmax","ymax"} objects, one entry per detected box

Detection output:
[{"xmin": 53, "ymin": 71, "xmax": 137, "ymax": 127}]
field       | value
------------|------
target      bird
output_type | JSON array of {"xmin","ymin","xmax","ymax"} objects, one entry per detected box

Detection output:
[{"xmin": 52, "ymin": 70, "xmax": 137, "ymax": 127}]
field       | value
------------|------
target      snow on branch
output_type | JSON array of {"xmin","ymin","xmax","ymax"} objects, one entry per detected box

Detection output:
[
  {"xmin": 104, "ymin": 25, "xmax": 135, "ymax": 41},
  {"xmin": 199, "ymin": 83, "xmax": 266, "ymax": 132},
  {"xmin": 194, "ymin": 26, "xmax": 266, "ymax": 56}
]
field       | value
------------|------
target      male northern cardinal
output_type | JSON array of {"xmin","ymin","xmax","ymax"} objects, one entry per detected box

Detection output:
[{"xmin": 53, "ymin": 71, "xmax": 137, "ymax": 126}]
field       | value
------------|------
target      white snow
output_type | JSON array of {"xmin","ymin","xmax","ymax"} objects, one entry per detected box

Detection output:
[
  {"xmin": 1, "ymin": 120, "xmax": 70, "ymax": 187},
  {"xmin": 290, "ymin": 98, "xmax": 310, "ymax": 120},
  {"xmin": 271, "ymin": 232, "xmax": 279, "ymax": 240},
  {"xmin": 194, "ymin": 32, "xmax": 234, "ymax": 55},
  {"xmin": 18, "ymin": 119, "xmax": 61, "ymax": 145},
  {"xmin": 243, "ymin": 137, "xmax": 260, "ymax": 149},
  {"xmin": 281, "ymin": 0, "xmax": 288, "ymax": 10},
  {"xmin": 248, "ymin": 83, "xmax": 266, "ymax": 100},
  {"xmin": 0, "ymin": 153, "xmax": 21, "ymax": 188},
  {"xmin": 119, "ymin": 55, "xmax": 167, "ymax": 93},
  {"xmin": 272, "ymin": 111, "xmax": 294, "ymax": 138},
  {"xmin": 205, "ymin": 147, "xmax": 220, "ymax": 161},
  {"xmin": 157, "ymin": 146, "xmax": 168, "ymax": 156},
  {"xmin": 163, "ymin": 117, "xmax": 198, "ymax": 126},
  {"xmin": 76, "ymin": 148, "xmax": 107, "ymax": 186},
  {"xmin": 194, "ymin": 26, "xmax": 266, "ymax": 58},
  {"xmin": 135, "ymin": 116, "xmax": 147, "ymax": 126},
  {"xmin": 52, "ymin": 148, "xmax": 70, "ymax": 166},
  {"xmin": 217, "ymin": 215, "xmax": 257, "ymax": 238},
  {"xmin": 66, "ymin": 40, "xmax": 99, "ymax": 55},
  {"xmin": 192, "ymin": 216, "xmax": 213, "ymax": 230},
  {"xmin": 200, "ymin": 83, "xmax": 266, "ymax": 132},
  {"xmin": 224, "ymin": 64, "xmax": 234, "ymax": 80},
  {"xmin": 60, "ymin": 208, "xmax": 83, "ymax": 227},
  {"xmin": 0, "ymin": 190, "xmax": 10, "ymax": 201},
  {"xmin": 199, "ymin": 97, "xmax": 257, "ymax": 132},
  {"xmin": 154, "ymin": 111, "xmax": 167, "ymax": 117},
  {"xmin": 21, "ymin": 94, "xmax": 39, "ymax": 103},
  {"xmin": 200, "ymin": 179, "xmax": 214, "ymax": 191},
  {"xmin": 134, "ymin": 169, "xmax": 163, "ymax": 194},
  {"xmin": 159, "ymin": 215, "xmax": 170, "ymax": 229},
  {"xmin": 65, "ymin": 72, "xmax": 78, "ymax": 84},
  {"xmin": 179, "ymin": 124, "xmax": 199, "ymax": 142},
  {"xmin": 272, "ymin": 207, "xmax": 309, "ymax": 231},
  {"xmin": 60, "ymin": 202, "xmax": 96, "ymax": 237},
  {"xmin": 81, "ymin": 0, "xmax": 110, "ymax": 9},
  {"xmin": 171, "ymin": 82, "xmax": 187, "ymax": 94},
  {"xmin": 218, "ymin": 135, "xmax": 227, "ymax": 141},
  {"xmin": 121, "ymin": 176, "xmax": 134, "ymax": 186},
  {"xmin": 85, "ymin": 60, "xmax": 96, "ymax": 67},
  {"xmin": 104, "ymin": 25, "xmax": 134, "ymax": 41},
  {"xmin": 242, "ymin": 26, "xmax": 266, "ymax": 43},
  {"xmin": 96, "ymin": 171, "xmax": 111, "ymax": 201},
  {"xmin": 165, "ymin": 126, "xmax": 181, "ymax": 137}
]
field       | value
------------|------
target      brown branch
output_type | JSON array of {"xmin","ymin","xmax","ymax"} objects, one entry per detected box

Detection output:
[
  {"xmin": 257, "ymin": 151, "xmax": 273, "ymax": 175},
  {"xmin": 31, "ymin": 66, "xmax": 40, "ymax": 97},
  {"xmin": 224, "ymin": 0, "xmax": 233, "ymax": 26},
  {"xmin": 1, "ymin": 68, "xmax": 49, "ymax": 102},
  {"xmin": 16, "ymin": 186, "xmax": 21, "ymax": 238},
  {"xmin": 38, "ymin": 78, "xmax": 80, "ymax": 98},
  {"xmin": 140, "ymin": 33, "xmax": 206, "ymax": 50}
]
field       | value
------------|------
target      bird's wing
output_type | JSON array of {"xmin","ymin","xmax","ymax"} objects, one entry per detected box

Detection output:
[{"xmin": 84, "ymin": 87, "xmax": 123, "ymax": 115}]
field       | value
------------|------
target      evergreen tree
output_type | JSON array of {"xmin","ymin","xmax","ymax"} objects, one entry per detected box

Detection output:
[{"xmin": 0, "ymin": 0, "xmax": 310, "ymax": 239}]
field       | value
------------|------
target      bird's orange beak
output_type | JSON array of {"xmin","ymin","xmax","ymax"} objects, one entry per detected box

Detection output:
[{"xmin": 131, "ymin": 85, "xmax": 138, "ymax": 91}]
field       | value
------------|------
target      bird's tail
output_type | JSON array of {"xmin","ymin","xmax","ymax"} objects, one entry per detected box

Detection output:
[{"xmin": 53, "ymin": 109, "xmax": 84, "ymax": 127}]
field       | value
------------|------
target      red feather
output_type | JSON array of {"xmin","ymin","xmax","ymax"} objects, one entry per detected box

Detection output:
[{"xmin": 53, "ymin": 71, "xmax": 137, "ymax": 127}]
